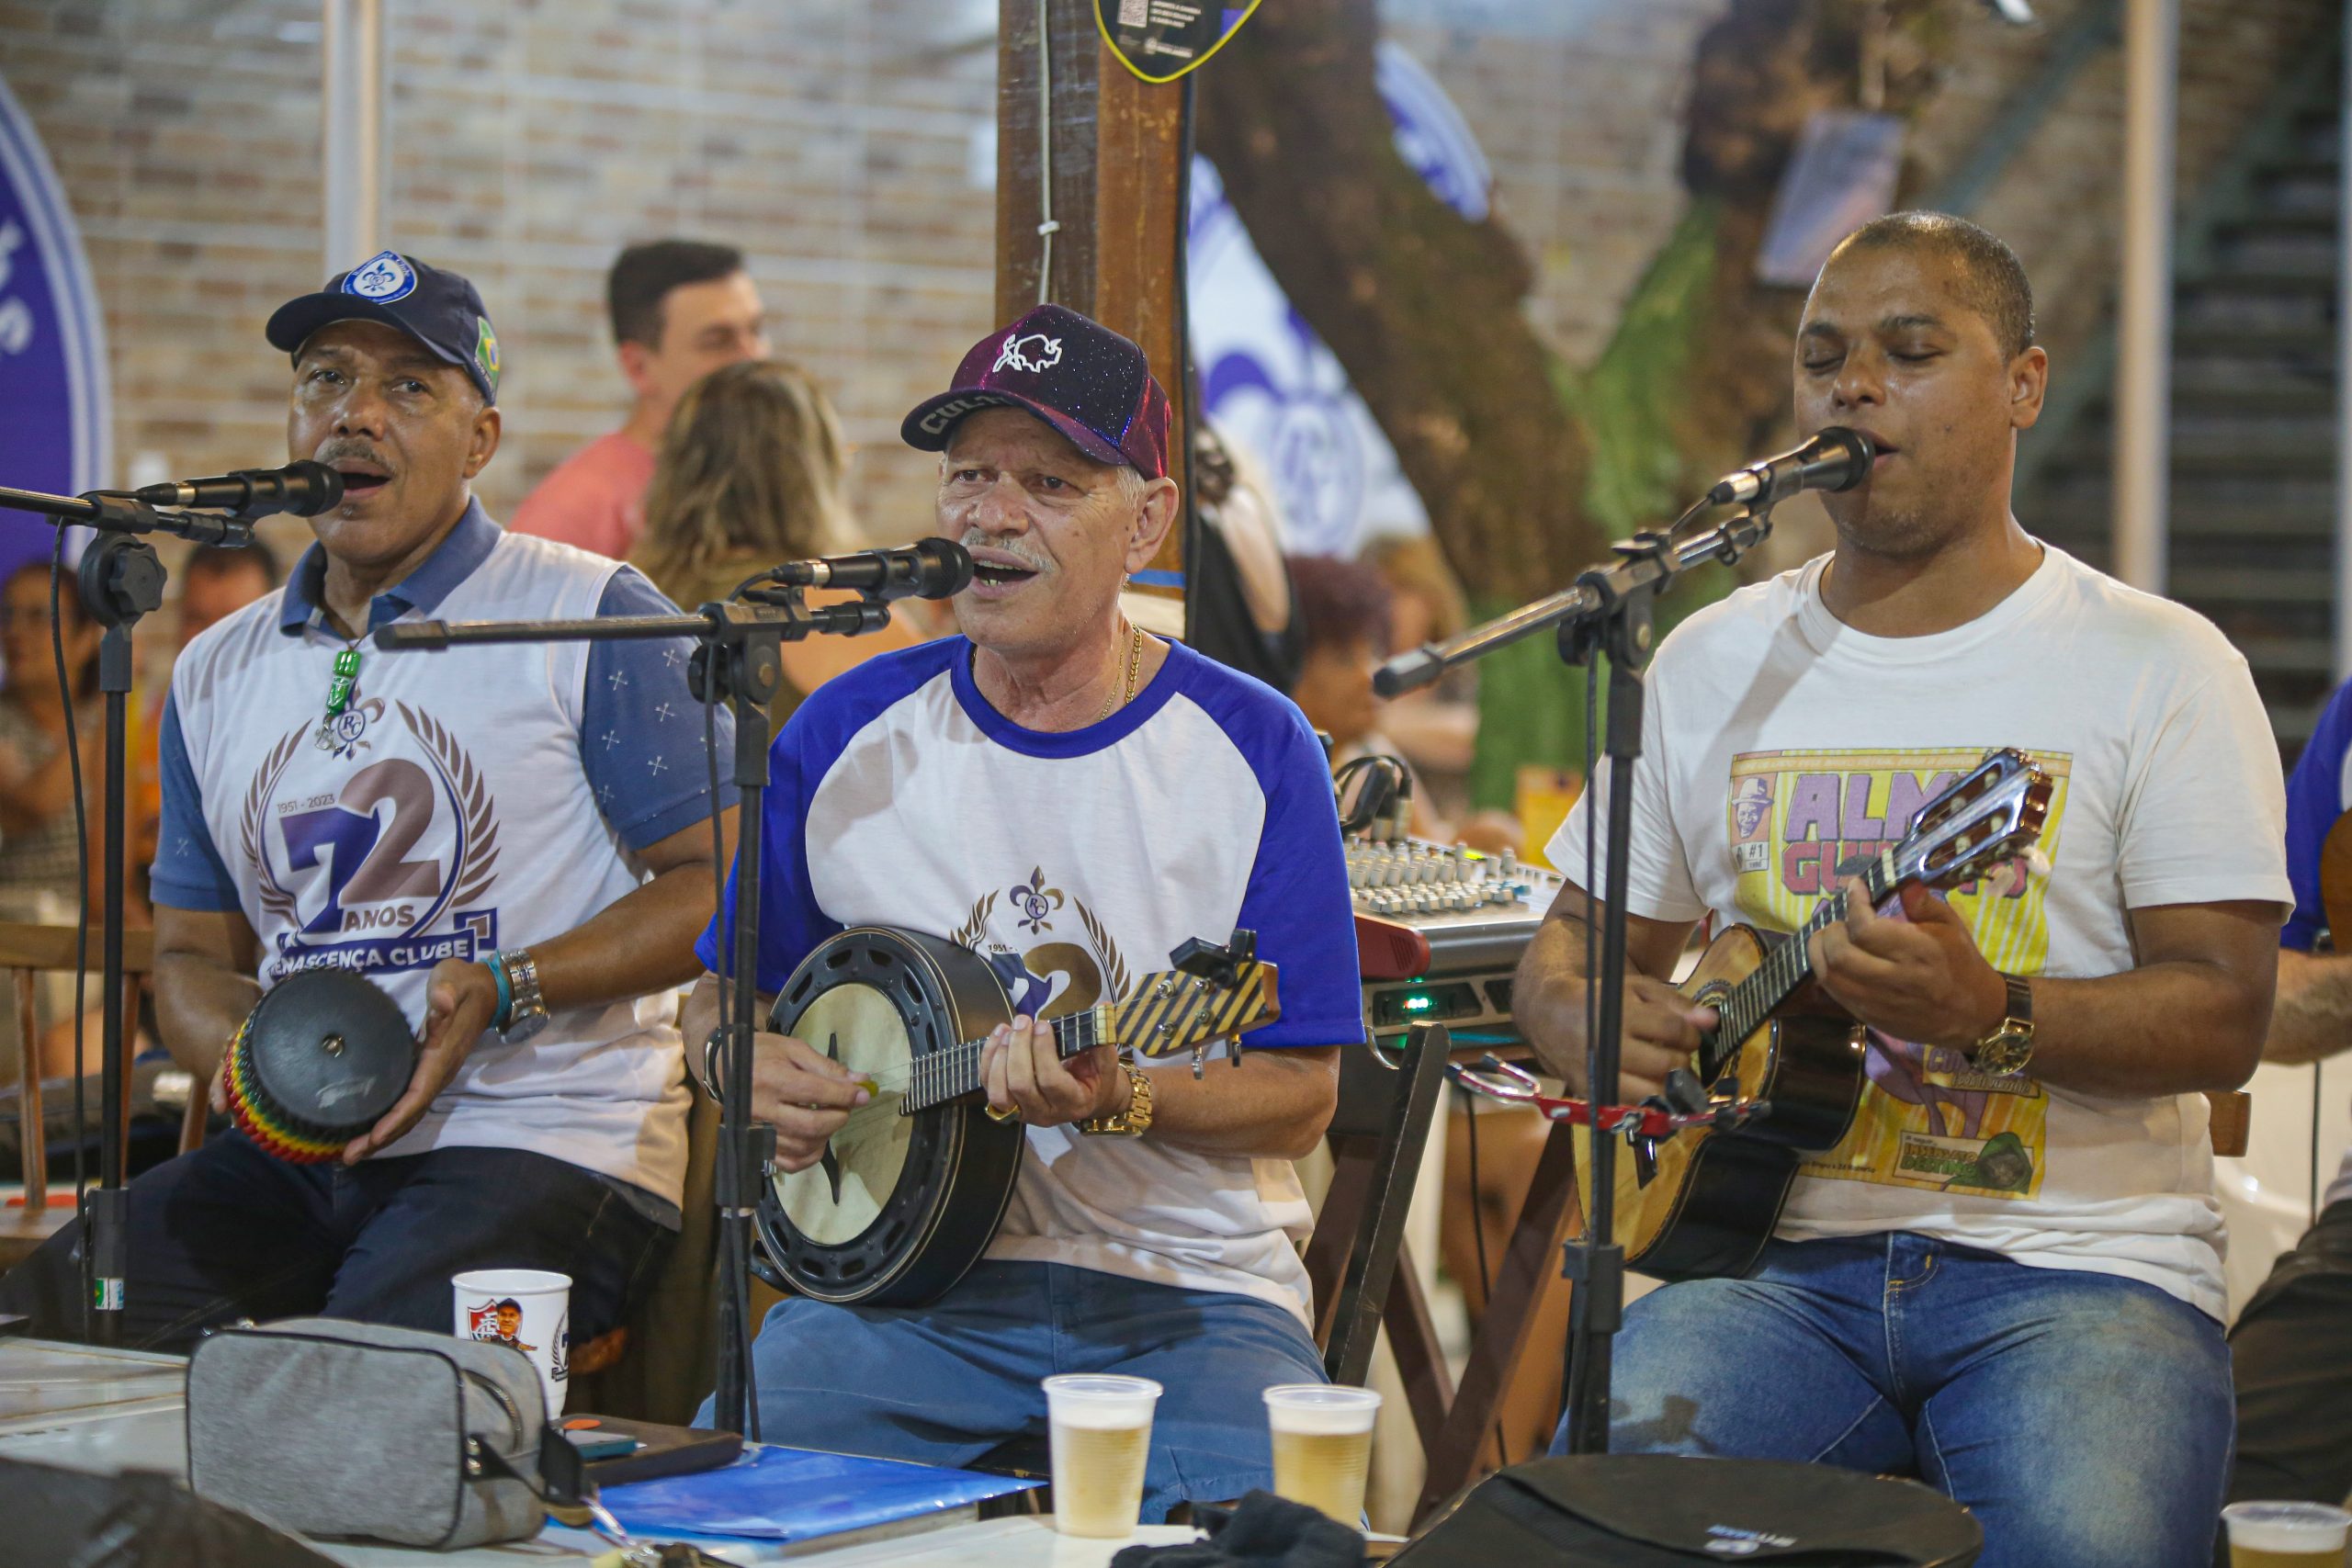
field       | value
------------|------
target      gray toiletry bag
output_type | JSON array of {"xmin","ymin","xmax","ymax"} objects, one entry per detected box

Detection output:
[{"xmin": 186, "ymin": 1316, "xmax": 550, "ymax": 1550}]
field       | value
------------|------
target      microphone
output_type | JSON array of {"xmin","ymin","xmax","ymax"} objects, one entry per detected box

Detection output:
[
  {"xmin": 1705, "ymin": 428, "xmax": 1875, "ymax": 508},
  {"xmin": 133, "ymin": 460, "xmax": 345, "ymax": 520},
  {"xmin": 764, "ymin": 537, "xmax": 973, "ymax": 601}
]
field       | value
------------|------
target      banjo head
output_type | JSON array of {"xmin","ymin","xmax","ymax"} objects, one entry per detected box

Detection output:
[
  {"xmin": 774, "ymin": 980, "xmax": 915, "ymax": 1246},
  {"xmin": 756, "ymin": 927, "xmax": 1023, "ymax": 1304}
]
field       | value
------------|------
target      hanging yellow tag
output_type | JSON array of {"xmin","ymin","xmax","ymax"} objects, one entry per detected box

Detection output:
[{"xmin": 1095, "ymin": 0, "xmax": 1262, "ymax": 85}]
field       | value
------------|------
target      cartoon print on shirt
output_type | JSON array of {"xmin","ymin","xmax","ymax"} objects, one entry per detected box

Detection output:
[{"xmin": 1726, "ymin": 747, "xmax": 2071, "ymax": 1201}]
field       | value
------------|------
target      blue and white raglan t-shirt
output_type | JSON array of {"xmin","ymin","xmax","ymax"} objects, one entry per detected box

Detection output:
[
  {"xmin": 152, "ymin": 501, "xmax": 739, "ymax": 1213},
  {"xmin": 696, "ymin": 636, "xmax": 1363, "ymax": 1324},
  {"xmin": 2283, "ymin": 675, "xmax": 2352, "ymax": 1210}
]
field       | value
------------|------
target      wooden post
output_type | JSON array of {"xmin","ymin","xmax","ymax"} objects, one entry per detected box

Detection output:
[{"xmin": 995, "ymin": 0, "xmax": 1189, "ymax": 607}]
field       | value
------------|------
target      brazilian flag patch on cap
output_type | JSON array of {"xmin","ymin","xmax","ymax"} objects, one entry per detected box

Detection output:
[{"xmin": 474, "ymin": 315, "xmax": 500, "ymax": 395}]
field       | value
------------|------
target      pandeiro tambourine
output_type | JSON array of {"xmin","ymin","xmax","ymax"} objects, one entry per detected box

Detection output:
[{"xmin": 223, "ymin": 968, "xmax": 416, "ymax": 1163}]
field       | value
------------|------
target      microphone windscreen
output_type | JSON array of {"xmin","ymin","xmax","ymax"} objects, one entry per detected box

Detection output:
[
  {"xmin": 914, "ymin": 537, "xmax": 975, "ymax": 599},
  {"xmin": 285, "ymin": 460, "xmax": 346, "ymax": 516},
  {"xmin": 1813, "ymin": 427, "xmax": 1875, "ymax": 492}
]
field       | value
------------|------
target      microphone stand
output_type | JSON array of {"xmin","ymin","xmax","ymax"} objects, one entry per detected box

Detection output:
[
  {"xmin": 0, "ymin": 481, "xmax": 258, "ymax": 1346},
  {"xmin": 377, "ymin": 586, "xmax": 898, "ymax": 1440},
  {"xmin": 1374, "ymin": 501, "xmax": 1776, "ymax": 1456}
]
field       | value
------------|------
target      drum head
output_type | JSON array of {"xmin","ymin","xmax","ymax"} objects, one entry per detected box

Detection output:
[
  {"xmin": 243, "ymin": 969, "xmax": 415, "ymax": 1142},
  {"xmin": 758, "ymin": 927, "xmax": 1011, "ymax": 1303}
]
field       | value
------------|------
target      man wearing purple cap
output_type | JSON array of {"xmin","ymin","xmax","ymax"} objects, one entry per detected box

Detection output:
[
  {"xmin": 681, "ymin": 304, "xmax": 1363, "ymax": 1518},
  {"xmin": 0, "ymin": 252, "xmax": 738, "ymax": 1352}
]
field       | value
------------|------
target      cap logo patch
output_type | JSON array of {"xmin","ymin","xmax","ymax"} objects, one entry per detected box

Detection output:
[
  {"xmin": 992, "ymin": 332, "xmax": 1062, "ymax": 376},
  {"xmin": 342, "ymin": 250, "xmax": 417, "ymax": 303},
  {"xmin": 473, "ymin": 315, "xmax": 500, "ymax": 392}
]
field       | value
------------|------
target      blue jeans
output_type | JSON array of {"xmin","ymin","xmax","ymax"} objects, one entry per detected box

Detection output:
[
  {"xmin": 0, "ymin": 1128, "xmax": 673, "ymax": 1354},
  {"xmin": 1553, "ymin": 1233, "xmax": 2233, "ymax": 1568},
  {"xmin": 704, "ymin": 1260, "xmax": 1328, "ymax": 1521}
]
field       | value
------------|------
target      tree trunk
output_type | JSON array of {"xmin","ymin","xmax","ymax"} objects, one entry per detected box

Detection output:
[
  {"xmin": 1193, "ymin": 0, "xmax": 1599, "ymax": 604},
  {"xmin": 1198, "ymin": 0, "xmax": 1939, "ymax": 807}
]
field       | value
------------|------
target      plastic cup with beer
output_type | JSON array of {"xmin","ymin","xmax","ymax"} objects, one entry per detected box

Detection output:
[
  {"xmin": 1042, "ymin": 1373, "xmax": 1162, "ymax": 1539},
  {"xmin": 1263, "ymin": 1382, "xmax": 1382, "ymax": 1526},
  {"xmin": 2222, "ymin": 1501, "xmax": 2352, "ymax": 1568}
]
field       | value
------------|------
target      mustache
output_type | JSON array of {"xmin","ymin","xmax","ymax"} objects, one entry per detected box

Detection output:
[
  {"xmin": 313, "ymin": 439, "xmax": 390, "ymax": 468},
  {"xmin": 956, "ymin": 535, "xmax": 1048, "ymax": 573}
]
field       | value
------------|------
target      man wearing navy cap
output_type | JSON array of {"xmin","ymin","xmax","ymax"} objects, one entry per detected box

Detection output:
[
  {"xmin": 0, "ymin": 252, "xmax": 739, "ymax": 1352},
  {"xmin": 679, "ymin": 304, "xmax": 1363, "ymax": 1518}
]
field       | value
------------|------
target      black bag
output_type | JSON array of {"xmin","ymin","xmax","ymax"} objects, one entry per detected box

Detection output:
[{"xmin": 1393, "ymin": 1457, "xmax": 1981, "ymax": 1566}]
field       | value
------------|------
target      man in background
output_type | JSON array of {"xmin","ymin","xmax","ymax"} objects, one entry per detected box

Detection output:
[
  {"xmin": 175, "ymin": 543, "xmax": 280, "ymax": 646},
  {"xmin": 2225, "ymin": 674, "xmax": 2352, "ymax": 1526},
  {"xmin": 138, "ymin": 543, "xmax": 285, "ymax": 870},
  {"xmin": 510, "ymin": 239, "xmax": 769, "ymax": 557}
]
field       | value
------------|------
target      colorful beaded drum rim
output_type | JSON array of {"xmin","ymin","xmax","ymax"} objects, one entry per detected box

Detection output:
[
  {"xmin": 222, "ymin": 1014, "xmax": 345, "ymax": 1164},
  {"xmin": 223, "ymin": 968, "xmax": 416, "ymax": 1165}
]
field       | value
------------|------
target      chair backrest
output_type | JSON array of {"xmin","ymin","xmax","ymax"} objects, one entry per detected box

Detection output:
[
  {"xmin": 2207, "ymin": 1089, "xmax": 2250, "ymax": 1159},
  {"xmin": 0, "ymin": 922, "xmax": 161, "ymax": 1220}
]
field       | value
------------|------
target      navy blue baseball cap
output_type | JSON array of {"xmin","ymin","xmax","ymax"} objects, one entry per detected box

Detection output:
[
  {"xmin": 265, "ymin": 250, "xmax": 503, "ymax": 405},
  {"xmin": 900, "ymin": 303, "xmax": 1170, "ymax": 479}
]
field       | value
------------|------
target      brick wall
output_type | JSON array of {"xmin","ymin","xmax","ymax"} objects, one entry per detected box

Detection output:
[
  {"xmin": 0, "ymin": 0, "xmax": 2333, "ymax": 563},
  {"xmin": 1, "ymin": 0, "xmax": 1004, "ymax": 552}
]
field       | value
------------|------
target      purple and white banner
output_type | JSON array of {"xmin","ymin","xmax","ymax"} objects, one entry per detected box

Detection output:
[
  {"xmin": 0, "ymin": 72, "xmax": 111, "ymax": 578},
  {"xmin": 1187, "ymin": 42, "xmax": 1490, "ymax": 558}
]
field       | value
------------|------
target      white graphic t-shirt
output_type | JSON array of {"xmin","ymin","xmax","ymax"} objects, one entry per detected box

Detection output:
[
  {"xmin": 701, "ymin": 637, "xmax": 1363, "ymax": 1324},
  {"xmin": 1549, "ymin": 545, "xmax": 2290, "ymax": 1319}
]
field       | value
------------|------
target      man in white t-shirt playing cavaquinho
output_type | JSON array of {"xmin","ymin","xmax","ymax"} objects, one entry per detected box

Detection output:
[
  {"xmin": 1516, "ymin": 213, "xmax": 2289, "ymax": 1567},
  {"xmin": 680, "ymin": 304, "xmax": 1363, "ymax": 1521}
]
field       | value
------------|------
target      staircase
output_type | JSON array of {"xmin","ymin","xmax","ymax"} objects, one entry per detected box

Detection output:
[{"xmin": 2020, "ymin": 49, "xmax": 2342, "ymax": 763}]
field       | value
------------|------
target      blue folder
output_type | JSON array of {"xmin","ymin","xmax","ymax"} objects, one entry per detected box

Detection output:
[{"xmin": 600, "ymin": 1443, "xmax": 1042, "ymax": 1542}]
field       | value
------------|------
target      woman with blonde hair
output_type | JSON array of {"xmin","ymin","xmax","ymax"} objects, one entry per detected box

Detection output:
[{"xmin": 632, "ymin": 358, "xmax": 916, "ymax": 720}]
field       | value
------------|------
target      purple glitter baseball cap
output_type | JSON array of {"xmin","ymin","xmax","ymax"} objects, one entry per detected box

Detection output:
[{"xmin": 900, "ymin": 303, "xmax": 1172, "ymax": 479}]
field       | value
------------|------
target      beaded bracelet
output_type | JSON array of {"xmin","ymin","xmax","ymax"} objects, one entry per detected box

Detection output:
[{"xmin": 486, "ymin": 949, "xmax": 514, "ymax": 1032}]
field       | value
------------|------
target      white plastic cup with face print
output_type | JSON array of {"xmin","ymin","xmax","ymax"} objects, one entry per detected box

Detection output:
[
  {"xmin": 1263, "ymin": 1384, "xmax": 1380, "ymax": 1526},
  {"xmin": 2221, "ymin": 1501, "xmax": 2352, "ymax": 1568},
  {"xmin": 453, "ymin": 1269, "xmax": 571, "ymax": 1416},
  {"xmin": 1043, "ymin": 1373, "xmax": 1161, "ymax": 1538}
]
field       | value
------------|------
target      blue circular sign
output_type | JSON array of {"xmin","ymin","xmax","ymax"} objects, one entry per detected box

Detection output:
[{"xmin": 0, "ymin": 73, "xmax": 112, "ymax": 574}]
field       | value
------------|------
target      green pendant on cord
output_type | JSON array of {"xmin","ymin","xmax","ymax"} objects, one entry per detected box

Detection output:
[{"xmin": 326, "ymin": 648, "xmax": 361, "ymax": 716}]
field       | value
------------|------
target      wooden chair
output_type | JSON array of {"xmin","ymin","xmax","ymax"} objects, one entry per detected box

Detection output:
[
  {"xmin": 566, "ymin": 1077, "xmax": 722, "ymax": 1421},
  {"xmin": 0, "ymin": 922, "xmax": 171, "ymax": 1269},
  {"xmin": 1303, "ymin": 1021, "xmax": 1453, "ymax": 1390}
]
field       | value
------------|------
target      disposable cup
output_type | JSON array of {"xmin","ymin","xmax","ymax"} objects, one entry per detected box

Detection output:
[
  {"xmin": 2222, "ymin": 1501, "xmax": 2352, "ymax": 1566},
  {"xmin": 1043, "ymin": 1373, "xmax": 1161, "ymax": 1539},
  {"xmin": 452, "ymin": 1268, "xmax": 571, "ymax": 1417},
  {"xmin": 1263, "ymin": 1383, "xmax": 1380, "ymax": 1526}
]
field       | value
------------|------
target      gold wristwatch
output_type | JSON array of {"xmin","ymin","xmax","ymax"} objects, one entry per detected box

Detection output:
[
  {"xmin": 1967, "ymin": 974, "xmax": 2036, "ymax": 1077},
  {"xmin": 1080, "ymin": 1064, "xmax": 1154, "ymax": 1137}
]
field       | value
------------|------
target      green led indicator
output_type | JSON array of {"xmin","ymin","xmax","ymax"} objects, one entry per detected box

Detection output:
[{"xmin": 1404, "ymin": 995, "xmax": 1435, "ymax": 1012}]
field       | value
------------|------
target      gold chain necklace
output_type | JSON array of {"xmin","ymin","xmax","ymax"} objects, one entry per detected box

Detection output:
[{"xmin": 1093, "ymin": 623, "xmax": 1144, "ymax": 724}]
